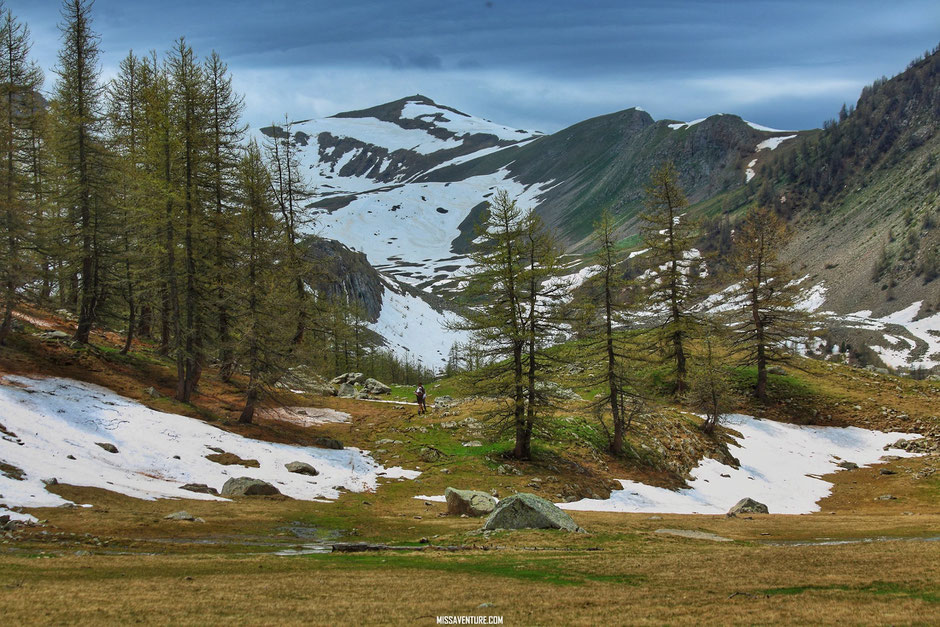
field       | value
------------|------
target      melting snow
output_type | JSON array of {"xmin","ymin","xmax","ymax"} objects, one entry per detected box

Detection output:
[
  {"xmin": 0, "ymin": 376, "xmax": 420, "ymax": 514},
  {"xmin": 756, "ymin": 135, "xmax": 798, "ymax": 151},
  {"xmin": 372, "ymin": 286, "xmax": 469, "ymax": 368},
  {"xmin": 746, "ymin": 121, "xmax": 795, "ymax": 133},
  {"xmin": 560, "ymin": 414, "xmax": 920, "ymax": 515}
]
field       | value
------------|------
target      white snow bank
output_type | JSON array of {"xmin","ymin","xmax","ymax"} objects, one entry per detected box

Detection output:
[
  {"xmin": 668, "ymin": 118, "xmax": 706, "ymax": 130},
  {"xmin": 0, "ymin": 375, "xmax": 420, "ymax": 511},
  {"xmin": 746, "ymin": 121, "xmax": 795, "ymax": 133},
  {"xmin": 560, "ymin": 414, "xmax": 920, "ymax": 515},
  {"xmin": 756, "ymin": 134, "xmax": 797, "ymax": 151}
]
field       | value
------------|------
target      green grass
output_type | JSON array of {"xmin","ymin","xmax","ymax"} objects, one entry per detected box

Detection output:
[
  {"xmin": 761, "ymin": 581, "xmax": 940, "ymax": 604},
  {"xmin": 301, "ymin": 552, "xmax": 646, "ymax": 587}
]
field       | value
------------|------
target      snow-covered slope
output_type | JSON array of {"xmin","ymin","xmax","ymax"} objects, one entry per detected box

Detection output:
[
  {"xmin": 560, "ymin": 414, "xmax": 920, "ymax": 515},
  {"xmin": 0, "ymin": 376, "xmax": 419, "ymax": 520}
]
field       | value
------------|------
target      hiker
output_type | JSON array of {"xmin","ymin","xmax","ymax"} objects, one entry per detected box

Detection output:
[{"xmin": 415, "ymin": 382, "xmax": 427, "ymax": 414}]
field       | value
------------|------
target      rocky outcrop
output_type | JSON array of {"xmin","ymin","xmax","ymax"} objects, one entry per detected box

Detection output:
[
  {"xmin": 332, "ymin": 372, "xmax": 366, "ymax": 385},
  {"xmin": 727, "ymin": 497, "xmax": 769, "ymax": 515},
  {"xmin": 444, "ymin": 487, "xmax": 497, "ymax": 517},
  {"xmin": 337, "ymin": 383, "xmax": 357, "ymax": 398},
  {"xmin": 482, "ymin": 493, "xmax": 584, "ymax": 532},
  {"xmin": 220, "ymin": 477, "xmax": 281, "ymax": 497}
]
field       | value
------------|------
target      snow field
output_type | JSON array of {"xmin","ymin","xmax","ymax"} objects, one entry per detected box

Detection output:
[{"xmin": 0, "ymin": 376, "xmax": 420, "ymax": 514}]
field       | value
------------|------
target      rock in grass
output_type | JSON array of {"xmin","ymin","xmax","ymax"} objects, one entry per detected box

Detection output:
[
  {"xmin": 444, "ymin": 487, "xmax": 497, "ymax": 517},
  {"xmin": 362, "ymin": 378, "xmax": 391, "ymax": 395},
  {"xmin": 312, "ymin": 436, "xmax": 344, "ymax": 450},
  {"xmin": 482, "ymin": 493, "xmax": 584, "ymax": 532},
  {"xmin": 164, "ymin": 511, "xmax": 197, "ymax": 521},
  {"xmin": 179, "ymin": 483, "xmax": 219, "ymax": 495},
  {"xmin": 285, "ymin": 461, "xmax": 319, "ymax": 476},
  {"xmin": 220, "ymin": 477, "xmax": 281, "ymax": 496},
  {"xmin": 837, "ymin": 461, "xmax": 858, "ymax": 470},
  {"xmin": 95, "ymin": 442, "xmax": 118, "ymax": 454},
  {"xmin": 728, "ymin": 497, "xmax": 769, "ymax": 515}
]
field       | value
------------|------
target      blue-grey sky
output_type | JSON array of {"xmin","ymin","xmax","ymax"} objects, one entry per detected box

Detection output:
[{"xmin": 10, "ymin": 0, "xmax": 940, "ymax": 133}]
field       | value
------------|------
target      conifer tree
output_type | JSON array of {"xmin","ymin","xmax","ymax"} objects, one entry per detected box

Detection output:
[
  {"xmin": 53, "ymin": 0, "xmax": 108, "ymax": 344},
  {"xmin": 724, "ymin": 207, "xmax": 813, "ymax": 400},
  {"xmin": 580, "ymin": 208, "xmax": 642, "ymax": 453},
  {"xmin": 638, "ymin": 162, "xmax": 701, "ymax": 393},
  {"xmin": 0, "ymin": 4, "xmax": 43, "ymax": 344},
  {"xmin": 236, "ymin": 140, "xmax": 288, "ymax": 422},
  {"xmin": 203, "ymin": 51, "xmax": 244, "ymax": 379},
  {"xmin": 168, "ymin": 37, "xmax": 208, "ymax": 401}
]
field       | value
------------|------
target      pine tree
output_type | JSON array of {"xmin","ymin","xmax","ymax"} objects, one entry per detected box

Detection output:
[
  {"xmin": 638, "ymin": 162, "xmax": 701, "ymax": 393},
  {"xmin": 724, "ymin": 207, "xmax": 813, "ymax": 400},
  {"xmin": 53, "ymin": 0, "xmax": 108, "ymax": 344},
  {"xmin": 0, "ymin": 4, "xmax": 43, "ymax": 344}
]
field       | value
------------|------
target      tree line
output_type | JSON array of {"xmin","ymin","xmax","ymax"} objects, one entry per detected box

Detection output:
[
  {"xmin": 0, "ymin": 0, "xmax": 405, "ymax": 421},
  {"xmin": 456, "ymin": 163, "xmax": 814, "ymax": 459}
]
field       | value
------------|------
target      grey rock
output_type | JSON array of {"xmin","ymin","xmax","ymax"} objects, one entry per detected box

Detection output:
[
  {"xmin": 285, "ymin": 461, "xmax": 319, "ymax": 476},
  {"xmin": 41, "ymin": 477, "xmax": 58, "ymax": 487},
  {"xmin": 434, "ymin": 395, "xmax": 457, "ymax": 409},
  {"xmin": 145, "ymin": 386, "xmax": 160, "ymax": 398},
  {"xmin": 837, "ymin": 461, "xmax": 859, "ymax": 470},
  {"xmin": 420, "ymin": 447, "xmax": 442, "ymax": 462},
  {"xmin": 362, "ymin": 378, "xmax": 391, "ymax": 395},
  {"xmin": 179, "ymin": 483, "xmax": 219, "ymax": 495},
  {"xmin": 337, "ymin": 383, "xmax": 357, "ymax": 398},
  {"xmin": 535, "ymin": 381, "xmax": 582, "ymax": 400},
  {"xmin": 482, "ymin": 493, "xmax": 584, "ymax": 532},
  {"xmin": 496, "ymin": 464, "xmax": 521, "ymax": 476},
  {"xmin": 875, "ymin": 494, "xmax": 897, "ymax": 501},
  {"xmin": 728, "ymin": 497, "xmax": 769, "ymax": 515},
  {"xmin": 332, "ymin": 372, "xmax": 365, "ymax": 386},
  {"xmin": 41, "ymin": 330, "xmax": 70, "ymax": 341},
  {"xmin": 462, "ymin": 441, "xmax": 483, "ymax": 447},
  {"xmin": 164, "ymin": 511, "xmax": 198, "ymax": 521},
  {"xmin": 444, "ymin": 487, "xmax": 497, "ymax": 517},
  {"xmin": 95, "ymin": 442, "xmax": 119, "ymax": 454},
  {"xmin": 767, "ymin": 365, "xmax": 787, "ymax": 376},
  {"xmin": 220, "ymin": 477, "xmax": 281, "ymax": 496},
  {"xmin": 312, "ymin": 436, "xmax": 344, "ymax": 450}
]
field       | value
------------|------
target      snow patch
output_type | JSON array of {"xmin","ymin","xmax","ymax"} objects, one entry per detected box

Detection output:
[
  {"xmin": 560, "ymin": 414, "xmax": 920, "ymax": 515},
  {"xmin": 0, "ymin": 376, "xmax": 420, "ymax": 511}
]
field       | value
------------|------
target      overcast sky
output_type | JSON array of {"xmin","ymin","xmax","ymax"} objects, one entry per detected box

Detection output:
[{"xmin": 10, "ymin": 0, "xmax": 940, "ymax": 133}]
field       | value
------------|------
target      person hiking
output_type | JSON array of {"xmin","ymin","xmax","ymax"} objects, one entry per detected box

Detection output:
[{"xmin": 415, "ymin": 382, "xmax": 427, "ymax": 414}]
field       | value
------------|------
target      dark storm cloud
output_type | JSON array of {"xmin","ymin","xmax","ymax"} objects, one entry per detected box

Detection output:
[{"xmin": 9, "ymin": 0, "xmax": 940, "ymax": 132}]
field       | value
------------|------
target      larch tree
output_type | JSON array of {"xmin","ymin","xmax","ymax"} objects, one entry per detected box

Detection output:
[
  {"xmin": 202, "ymin": 51, "xmax": 244, "ymax": 380},
  {"xmin": 168, "ymin": 37, "xmax": 208, "ymax": 402},
  {"xmin": 265, "ymin": 115, "xmax": 314, "ymax": 350},
  {"xmin": 235, "ymin": 140, "xmax": 290, "ymax": 423},
  {"xmin": 724, "ymin": 207, "xmax": 813, "ymax": 401},
  {"xmin": 53, "ymin": 0, "xmax": 108, "ymax": 345},
  {"xmin": 0, "ymin": 4, "xmax": 43, "ymax": 345},
  {"xmin": 455, "ymin": 190, "xmax": 565, "ymax": 460},
  {"xmin": 106, "ymin": 51, "xmax": 146, "ymax": 354},
  {"xmin": 638, "ymin": 162, "xmax": 701, "ymax": 394},
  {"xmin": 580, "ymin": 208, "xmax": 643, "ymax": 454}
]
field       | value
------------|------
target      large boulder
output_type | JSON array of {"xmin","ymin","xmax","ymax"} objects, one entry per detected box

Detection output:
[
  {"xmin": 482, "ymin": 493, "xmax": 583, "ymax": 532},
  {"xmin": 445, "ymin": 487, "xmax": 497, "ymax": 517},
  {"xmin": 336, "ymin": 383, "xmax": 357, "ymax": 398},
  {"xmin": 727, "ymin": 497, "xmax": 769, "ymax": 515},
  {"xmin": 362, "ymin": 378, "xmax": 391, "ymax": 395},
  {"xmin": 285, "ymin": 461, "xmax": 319, "ymax": 476},
  {"xmin": 331, "ymin": 372, "xmax": 365, "ymax": 386},
  {"xmin": 220, "ymin": 477, "xmax": 281, "ymax": 497}
]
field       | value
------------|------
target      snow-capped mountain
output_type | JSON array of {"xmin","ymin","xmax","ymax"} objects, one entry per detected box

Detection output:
[{"xmin": 261, "ymin": 79, "xmax": 940, "ymax": 373}]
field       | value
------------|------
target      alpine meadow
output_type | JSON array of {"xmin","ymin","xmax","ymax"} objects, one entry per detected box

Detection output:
[{"xmin": 0, "ymin": 1, "xmax": 939, "ymax": 625}]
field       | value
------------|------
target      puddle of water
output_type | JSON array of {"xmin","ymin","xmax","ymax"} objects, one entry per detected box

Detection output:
[
  {"xmin": 764, "ymin": 535, "xmax": 940, "ymax": 547},
  {"xmin": 273, "ymin": 544, "xmax": 333, "ymax": 556}
]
